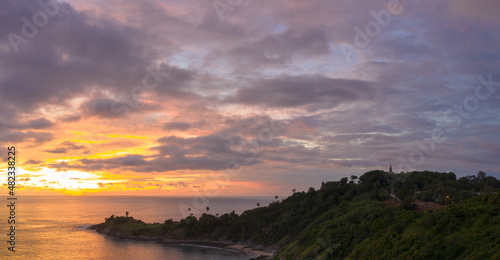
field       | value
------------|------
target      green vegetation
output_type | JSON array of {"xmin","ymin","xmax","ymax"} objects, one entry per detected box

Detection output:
[
  {"xmin": 100, "ymin": 215, "xmax": 164, "ymax": 237},
  {"xmin": 97, "ymin": 170, "xmax": 500, "ymax": 259},
  {"xmin": 348, "ymin": 194, "xmax": 500, "ymax": 259}
]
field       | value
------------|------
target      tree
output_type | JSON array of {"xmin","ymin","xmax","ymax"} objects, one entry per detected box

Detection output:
[
  {"xmin": 206, "ymin": 206, "xmax": 210, "ymax": 213},
  {"xmin": 257, "ymin": 203, "xmax": 260, "ymax": 207},
  {"xmin": 350, "ymin": 175, "xmax": 358, "ymax": 182},
  {"xmin": 126, "ymin": 211, "xmax": 129, "ymax": 217},
  {"xmin": 477, "ymin": 171, "xmax": 487, "ymax": 180},
  {"xmin": 292, "ymin": 189, "xmax": 296, "ymax": 194},
  {"xmin": 275, "ymin": 195, "xmax": 279, "ymax": 200}
]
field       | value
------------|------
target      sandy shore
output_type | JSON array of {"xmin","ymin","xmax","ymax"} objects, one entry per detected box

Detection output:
[
  {"xmin": 159, "ymin": 239, "xmax": 276, "ymax": 258},
  {"xmin": 162, "ymin": 241, "xmax": 276, "ymax": 259},
  {"xmin": 227, "ymin": 244, "xmax": 275, "ymax": 258}
]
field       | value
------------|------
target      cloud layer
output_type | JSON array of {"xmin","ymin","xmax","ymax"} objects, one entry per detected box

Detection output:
[{"xmin": 1, "ymin": 0, "xmax": 499, "ymax": 195}]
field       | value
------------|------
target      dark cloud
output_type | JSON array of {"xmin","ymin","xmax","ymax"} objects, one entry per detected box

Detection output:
[
  {"xmin": 45, "ymin": 147, "xmax": 69, "ymax": 154},
  {"xmin": 163, "ymin": 122, "xmax": 192, "ymax": 131},
  {"xmin": 6, "ymin": 118, "xmax": 55, "ymax": 130},
  {"xmin": 81, "ymin": 98, "xmax": 124, "ymax": 118},
  {"xmin": 80, "ymin": 96, "xmax": 162, "ymax": 118},
  {"xmin": 153, "ymin": 65, "xmax": 199, "ymax": 98},
  {"xmin": 0, "ymin": 131, "xmax": 53, "ymax": 143},
  {"xmin": 0, "ymin": 1, "xmax": 154, "ymax": 115},
  {"xmin": 226, "ymin": 76, "xmax": 374, "ymax": 111},
  {"xmin": 24, "ymin": 118, "xmax": 55, "ymax": 129},
  {"xmin": 60, "ymin": 114, "xmax": 81, "ymax": 122},
  {"xmin": 45, "ymin": 141, "xmax": 85, "ymax": 154},
  {"xmin": 206, "ymin": 28, "xmax": 331, "ymax": 71},
  {"xmin": 25, "ymin": 160, "xmax": 44, "ymax": 165}
]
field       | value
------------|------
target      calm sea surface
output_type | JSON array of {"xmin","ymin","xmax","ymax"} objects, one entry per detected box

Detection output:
[{"xmin": 0, "ymin": 196, "xmax": 274, "ymax": 259}]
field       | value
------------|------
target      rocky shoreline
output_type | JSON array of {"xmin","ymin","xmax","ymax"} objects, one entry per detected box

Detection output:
[{"xmin": 88, "ymin": 223, "xmax": 276, "ymax": 259}]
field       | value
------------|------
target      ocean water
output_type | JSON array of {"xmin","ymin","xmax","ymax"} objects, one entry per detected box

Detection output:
[{"xmin": 0, "ymin": 196, "xmax": 274, "ymax": 259}]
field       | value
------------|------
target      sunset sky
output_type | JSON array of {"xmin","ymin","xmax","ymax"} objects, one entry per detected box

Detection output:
[{"xmin": 1, "ymin": 0, "xmax": 499, "ymax": 196}]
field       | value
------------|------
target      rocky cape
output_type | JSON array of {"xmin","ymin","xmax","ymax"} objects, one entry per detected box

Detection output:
[{"xmin": 88, "ymin": 222, "xmax": 276, "ymax": 260}]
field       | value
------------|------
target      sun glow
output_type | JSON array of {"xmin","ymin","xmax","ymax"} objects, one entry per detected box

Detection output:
[{"xmin": 17, "ymin": 167, "xmax": 119, "ymax": 195}]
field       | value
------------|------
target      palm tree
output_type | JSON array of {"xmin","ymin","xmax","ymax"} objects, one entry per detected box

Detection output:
[
  {"xmin": 206, "ymin": 206, "xmax": 210, "ymax": 213},
  {"xmin": 292, "ymin": 189, "xmax": 296, "ymax": 194},
  {"xmin": 126, "ymin": 211, "xmax": 129, "ymax": 217},
  {"xmin": 275, "ymin": 195, "xmax": 278, "ymax": 201},
  {"xmin": 256, "ymin": 203, "xmax": 260, "ymax": 207}
]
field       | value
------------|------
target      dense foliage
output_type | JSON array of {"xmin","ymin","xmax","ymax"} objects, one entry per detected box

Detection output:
[{"xmin": 100, "ymin": 170, "xmax": 500, "ymax": 259}]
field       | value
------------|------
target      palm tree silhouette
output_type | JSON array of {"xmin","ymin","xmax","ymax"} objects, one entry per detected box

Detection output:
[
  {"xmin": 206, "ymin": 206, "xmax": 210, "ymax": 213},
  {"xmin": 126, "ymin": 211, "xmax": 129, "ymax": 217}
]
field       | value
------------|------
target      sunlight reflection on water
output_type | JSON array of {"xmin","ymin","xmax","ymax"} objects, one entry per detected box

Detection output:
[{"xmin": 0, "ymin": 196, "xmax": 273, "ymax": 259}]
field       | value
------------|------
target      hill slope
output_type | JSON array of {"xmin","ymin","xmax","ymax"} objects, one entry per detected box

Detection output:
[{"xmin": 92, "ymin": 170, "xmax": 500, "ymax": 259}]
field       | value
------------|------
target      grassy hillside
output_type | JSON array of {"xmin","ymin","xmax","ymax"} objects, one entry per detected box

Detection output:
[
  {"xmin": 95, "ymin": 170, "xmax": 500, "ymax": 259},
  {"xmin": 347, "ymin": 193, "xmax": 500, "ymax": 259},
  {"xmin": 277, "ymin": 192, "xmax": 500, "ymax": 259}
]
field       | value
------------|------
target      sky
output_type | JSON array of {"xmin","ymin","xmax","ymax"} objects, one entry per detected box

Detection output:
[{"xmin": 0, "ymin": 0, "xmax": 499, "ymax": 196}]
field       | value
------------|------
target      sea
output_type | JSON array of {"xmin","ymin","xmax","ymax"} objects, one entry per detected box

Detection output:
[{"xmin": 0, "ymin": 196, "xmax": 275, "ymax": 260}]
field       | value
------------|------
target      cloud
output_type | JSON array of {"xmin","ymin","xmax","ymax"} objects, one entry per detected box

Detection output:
[
  {"xmin": 45, "ymin": 141, "xmax": 86, "ymax": 154},
  {"xmin": 450, "ymin": 0, "xmax": 500, "ymax": 22},
  {"xmin": 206, "ymin": 28, "xmax": 331, "ymax": 71},
  {"xmin": 24, "ymin": 118, "xmax": 55, "ymax": 129},
  {"xmin": 50, "ymin": 132, "xmax": 263, "ymax": 172},
  {"xmin": 163, "ymin": 122, "xmax": 191, "ymax": 131},
  {"xmin": 80, "ymin": 154, "xmax": 148, "ymax": 167},
  {"xmin": 0, "ymin": 131, "xmax": 53, "ymax": 143},
  {"xmin": 6, "ymin": 118, "xmax": 55, "ymax": 130},
  {"xmin": 25, "ymin": 160, "xmax": 44, "ymax": 165},
  {"xmin": 153, "ymin": 65, "xmax": 199, "ymax": 98},
  {"xmin": 226, "ymin": 75, "xmax": 374, "ymax": 111},
  {"xmin": 0, "ymin": 1, "xmax": 154, "ymax": 116},
  {"xmin": 44, "ymin": 148, "xmax": 69, "ymax": 154},
  {"xmin": 80, "ymin": 96, "xmax": 162, "ymax": 118},
  {"xmin": 81, "ymin": 98, "xmax": 124, "ymax": 118},
  {"xmin": 60, "ymin": 114, "xmax": 81, "ymax": 122}
]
